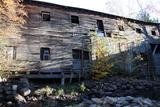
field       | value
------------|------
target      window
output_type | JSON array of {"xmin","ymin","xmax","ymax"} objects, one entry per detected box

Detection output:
[
  {"xmin": 72, "ymin": 49, "xmax": 89, "ymax": 60},
  {"xmin": 42, "ymin": 12, "xmax": 50, "ymax": 21},
  {"xmin": 106, "ymin": 32, "xmax": 111, "ymax": 37},
  {"xmin": 118, "ymin": 25, "xmax": 124, "ymax": 31},
  {"xmin": 5, "ymin": 46, "xmax": 16, "ymax": 60},
  {"xmin": 71, "ymin": 15, "xmax": 79, "ymax": 24},
  {"xmin": 72, "ymin": 49, "xmax": 81, "ymax": 59},
  {"xmin": 83, "ymin": 51, "xmax": 89, "ymax": 60},
  {"xmin": 151, "ymin": 30, "xmax": 156, "ymax": 36},
  {"xmin": 136, "ymin": 28, "xmax": 142, "ymax": 33},
  {"xmin": 40, "ymin": 48, "xmax": 50, "ymax": 60},
  {"xmin": 97, "ymin": 20, "xmax": 104, "ymax": 32}
]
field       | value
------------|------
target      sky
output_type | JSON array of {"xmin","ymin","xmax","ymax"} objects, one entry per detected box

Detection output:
[{"xmin": 36, "ymin": 0, "xmax": 160, "ymax": 20}]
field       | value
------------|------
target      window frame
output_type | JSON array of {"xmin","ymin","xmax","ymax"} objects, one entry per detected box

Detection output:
[
  {"xmin": 72, "ymin": 49, "xmax": 90, "ymax": 60},
  {"xmin": 71, "ymin": 15, "xmax": 79, "ymax": 24},
  {"xmin": 97, "ymin": 20, "xmax": 104, "ymax": 32},
  {"xmin": 41, "ymin": 11, "xmax": 51, "ymax": 21},
  {"xmin": 40, "ymin": 47, "xmax": 51, "ymax": 61}
]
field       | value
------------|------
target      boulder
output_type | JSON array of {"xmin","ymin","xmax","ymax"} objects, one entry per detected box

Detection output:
[
  {"xmin": 91, "ymin": 98, "xmax": 103, "ymax": 104},
  {"xmin": 14, "ymin": 94, "xmax": 27, "ymax": 103},
  {"xmin": 103, "ymin": 96, "xmax": 114, "ymax": 105},
  {"xmin": 142, "ymin": 98, "xmax": 153, "ymax": 106},
  {"xmin": 19, "ymin": 88, "xmax": 31, "ymax": 96}
]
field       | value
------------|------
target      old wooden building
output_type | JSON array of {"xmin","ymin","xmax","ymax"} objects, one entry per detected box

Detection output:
[{"xmin": 6, "ymin": 0, "xmax": 160, "ymax": 81}]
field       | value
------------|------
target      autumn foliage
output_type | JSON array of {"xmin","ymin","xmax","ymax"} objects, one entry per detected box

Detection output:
[
  {"xmin": 91, "ymin": 32, "xmax": 113, "ymax": 80},
  {"xmin": 0, "ymin": 0, "xmax": 27, "ymax": 37}
]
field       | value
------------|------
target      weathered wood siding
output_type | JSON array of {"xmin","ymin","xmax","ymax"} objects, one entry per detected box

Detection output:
[{"xmin": 14, "ymin": 1, "xmax": 160, "ymax": 73}]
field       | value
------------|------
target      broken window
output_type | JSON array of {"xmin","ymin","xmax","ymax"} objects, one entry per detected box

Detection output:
[
  {"xmin": 42, "ymin": 12, "xmax": 50, "ymax": 21},
  {"xmin": 118, "ymin": 25, "xmax": 124, "ymax": 31},
  {"xmin": 151, "ymin": 30, "xmax": 156, "ymax": 36},
  {"xmin": 71, "ymin": 15, "xmax": 79, "ymax": 24},
  {"xmin": 72, "ymin": 49, "xmax": 89, "ymax": 60},
  {"xmin": 136, "ymin": 28, "xmax": 142, "ymax": 33},
  {"xmin": 40, "ymin": 48, "xmax": 50, "ymax": 60}
]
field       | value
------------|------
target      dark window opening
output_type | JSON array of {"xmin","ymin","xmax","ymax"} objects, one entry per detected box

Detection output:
[
  {"xmin": 72, "ymin": 49, "xmax": 81, "ymax": 59},
  {"xmin": 97, "ymin": 20, "xmax": 104, "ymax": 32},
  {"xmin": 83, "ymin": 51, "xmax": 89, "ymax": 60},
  {"xmin": 42, "ymin": 12, "xmax": 50, "ymax": 21},
  {"xmin": 151, "ymin": 30, "xmax": 156, "ymax": 36},
  {"xmin": 72, "ymin": 49, "xmax": 89, "ymax": 60},
  {"xmin": 118, "ymin": 25, "xmax": 124, "ymax": 31},
  {"xmin": 106, "ymin": 32, "xmax": 111, "ymax": 37},
  {"xmin": 90, "ymin": 29, "xmax": 96, "ymax": 32},
  {"xmin": 136, "ymin": 28, "xmax": 142, "ymax": 33},
  {"xmin": 40, "ymin": 48, "xmax": 50, "ymax": 60},
  {"xmin": 71, "ymin": 15, "xmax": 79, "ymax": 24}
]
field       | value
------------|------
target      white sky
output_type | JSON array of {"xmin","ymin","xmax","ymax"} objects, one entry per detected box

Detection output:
[{"xmin": 35, "ymin": 0, "xmax": 160, "ymax": 20}]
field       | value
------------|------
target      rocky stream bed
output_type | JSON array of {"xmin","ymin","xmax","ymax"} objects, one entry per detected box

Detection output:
[{"xmin": 0, "ymin": 77, "xmax": 160, "ymax": 107}]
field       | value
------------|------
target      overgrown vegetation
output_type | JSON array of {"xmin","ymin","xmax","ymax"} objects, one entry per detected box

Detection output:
[
  {"xmin": 34, "ymin": 83, "xmax": 87, "ymax": 97},
  {"xmin": 91, "ymin": 32, "xmax": 113, "ymax": 80},
  {"xmin": 35, "ymin": 86, "xmax": 55, "ymax": 97}
]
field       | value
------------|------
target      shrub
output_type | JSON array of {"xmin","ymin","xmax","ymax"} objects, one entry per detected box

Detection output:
[
  {"xmin": 35, "ymin": 86, "xmax": 55, "ymax": 97},
  {"xmin": 79, "ymin": 82, "xmax": 86, "ymax": 92},
  {"xmin": 55, "ymin": 88, "xmax": 64, "ymax": 96}
]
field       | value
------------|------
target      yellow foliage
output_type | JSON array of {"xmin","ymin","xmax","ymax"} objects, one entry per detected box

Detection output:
[{"xmin": 91, "ymin": 32, "xmax": 113, "ymax": 80}]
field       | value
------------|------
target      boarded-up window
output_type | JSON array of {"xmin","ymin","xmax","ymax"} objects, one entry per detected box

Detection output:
[
  {"xmin": 71, "ymin": 15, "xmax": 79, "ymax": 24},
  {"xmin": 5, "ymin": 47, "xmax": 16, "ymax": 60},
  {"xmin": 40, "ymin": 48, "xmax": 50, "ymax": 60},
  {"xmin": 151, "ymin": 30, "xmax": 156, "ymax": 36},
  {"xmin": 42, "ymin": 12, "xmax": 50, "ymax": 21}
]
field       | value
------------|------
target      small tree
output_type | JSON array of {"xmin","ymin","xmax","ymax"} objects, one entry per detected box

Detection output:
[
  {"xmin": 91, "ymin": 32, "xmax": 113, "ymax": 80},
  {"xmin": 137, "ymin": 10, "xmax": 159, "ymax": 23}
]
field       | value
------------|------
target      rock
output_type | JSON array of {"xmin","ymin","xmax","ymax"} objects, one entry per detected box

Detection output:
[
  {"xmin": 77, "ymin": 102, "xmax": 88, "ymax": 107},
  {"xmin": 91, "ymin": 98, "xmax": 103, "ymax": 104},
  {"xmin": 14, "ymin": 94, "xmax": 27, "ymax": 103},
  {"xmin": 126, "ymin": 96, "xmax": 134, "ymax": 102},
  {"xmin": 103, "ymin": 96, "xmax": 114, "ymax": 105},
  {"xmin": 142, "ymin": 98, "xmax": 153, "ymax": 106},
  {"xmin": 89, "ymin": 104, "xmax": 98, "ymax": 107},
  {"xmin": 19, "ymin": 88, "xmax": 31, "ymax": 96},
  {"xmin": 117, "ymin": 97, "xmax": 129, "ymax": 106}
]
